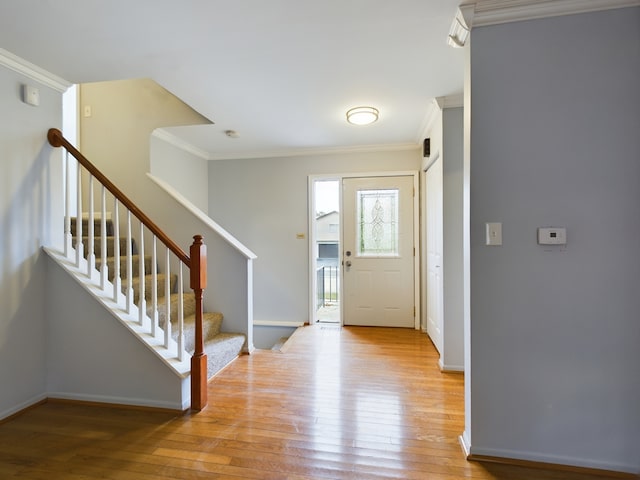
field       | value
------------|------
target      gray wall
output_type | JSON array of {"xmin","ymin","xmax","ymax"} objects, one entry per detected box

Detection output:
[
  {"xmin": 468, "ymin": 7, "xmax": 640, "ymax": 473},
  {"xmin": 208, "ymin": 150, "xmax": 421, "ymax": 327},
  {"xmin": 0, "ymin": 64, "xmax": 63, "ymax": 419}
]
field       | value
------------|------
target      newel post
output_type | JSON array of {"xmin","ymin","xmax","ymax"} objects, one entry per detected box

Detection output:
[{"xmin": 190, "ymin": 235, "xmax": 208, "ymax": 411}]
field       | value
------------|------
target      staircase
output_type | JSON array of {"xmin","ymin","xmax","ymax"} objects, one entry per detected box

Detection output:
[{"xmin": 71, "ymin": 216, "xmax": 246, "ymax": 381}]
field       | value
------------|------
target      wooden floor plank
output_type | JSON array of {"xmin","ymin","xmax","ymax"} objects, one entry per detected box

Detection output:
[{"xmin": 0, "ymin": 325, "xmax": 629, "ymax": 479}]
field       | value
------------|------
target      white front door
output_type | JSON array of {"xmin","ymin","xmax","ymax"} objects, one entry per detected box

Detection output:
[
  {"xmin": 425, "ymin": 156, "xmax": 444, "ymax": 353},
  {"xmin": 342, "ymin": 176, "xmax": 415, "ymax": 327}
]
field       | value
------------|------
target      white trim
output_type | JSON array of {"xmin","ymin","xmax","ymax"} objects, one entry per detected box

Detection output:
[
  {"xmin": 46, "ymin": 392, "xmax": 185, "ymax": 411},
  {"xmin": 147, "ymin": 173, "xmax": 257, "ymax": 260},
  {"xmin": 209, "ymin": 142, "xmax": 419, "ymax": 161},
  {"xmin": 468, "ymin": 445, "xmax": 639, "ymax": 475},
  {"xmin": 422, "ymin": 149, "xmax": 441, "ymax": 173},
  {"xmin": 462, "ymin": 0, "xmax": 640, "ymax": 29},
  {"xmin": 152, "ymin": 129, "xmax": 211, "ymax": 160},
  {"xmin": 459, "ymin": 434, "xmax": 471, "ymax": 457},
  {"xmin": 439, "ymin": 358, "xmax": 465, "ymax": 372},
  {"xmin": 253, "ymin": 320, "xmax": 305, "ymax": 328},
  {"xmin": 415, "ymin": 99, "xmax": 441, "ymax": 143},
  {"xmin": 0, "ymin": 48, "xmax": 71, "ymax": 93},
  {"xmin": 436, "ymin": 94, "xmax": 464, "ymax": 110},
  {"xmin": 0, "ymin": 394, "xmax": 47, "ymax": 422}
]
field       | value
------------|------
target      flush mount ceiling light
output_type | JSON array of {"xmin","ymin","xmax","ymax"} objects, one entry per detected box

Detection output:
[{"xmin": 346, "ymin": 106, "xmax": 379, "ymax": 126}]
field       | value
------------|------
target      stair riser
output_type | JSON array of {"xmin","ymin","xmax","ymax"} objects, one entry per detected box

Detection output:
[
  {"xmin": 77, "ymin": 237, "xmax": 136, "ymax": 258},
  {"xmin": 70, "ymin": 218, "xmax": 114, "ymax": 237},
  {"xmin": 97, "ymin": 255, "xmax": 153, "ymax": 282},
  {"xmin": 123, "ymin": 274, "xmax": 177, "ymax": 303}
]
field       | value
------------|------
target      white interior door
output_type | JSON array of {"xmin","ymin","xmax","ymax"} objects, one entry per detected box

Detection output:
[
  {"xmin": 426, "ymin": 156, "xmax": 444, "ymax": 353},
  {"xmin": 342, "ymin": 176, "xmax": 414, "ymax": 327}
]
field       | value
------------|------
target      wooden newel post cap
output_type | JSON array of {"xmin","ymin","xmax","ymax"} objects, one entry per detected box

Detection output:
[{"xmin": 190, "ymin": 235, "xmax": 207, "ymax": 290}]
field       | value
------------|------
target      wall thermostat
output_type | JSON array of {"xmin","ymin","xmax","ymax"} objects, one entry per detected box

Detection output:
[{"xmin": 537, "ymin": 227, "xmax": 566, "ymax": 245}]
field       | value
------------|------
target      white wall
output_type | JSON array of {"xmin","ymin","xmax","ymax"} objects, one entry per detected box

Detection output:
[
  {"xmin": 467, "ymin": 7, "xmax": 640, "ymax": 473},
  {"xmin": 208, "ymin": 150, "xmax": 421, "ymax": 327},
  {"xmin": 150, "ymin": 134, "xmax": 209, "ymax": 213},
  {"xmin": 0, "ymin": 63, "xmax": 64, "ymax": 418}
]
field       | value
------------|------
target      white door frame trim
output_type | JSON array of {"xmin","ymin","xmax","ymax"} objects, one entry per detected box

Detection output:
[{"xmin": 308, "ymin": 171, "xmax": 420, "ymax": 329}]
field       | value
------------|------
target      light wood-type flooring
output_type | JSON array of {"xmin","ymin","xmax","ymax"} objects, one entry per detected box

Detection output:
[{"xmin": 0, "ymin": 325, "xmax": 629, "ymax": 479}]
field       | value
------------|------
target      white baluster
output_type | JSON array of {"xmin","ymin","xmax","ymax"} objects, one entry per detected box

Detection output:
[
  {"xmin": 75, "ymin": 168, "xmax": 83, "ymax": 267},
  {"xmin": 112, "ymin": 199, "xmax": 121, "ymax": 303},
  {"xmin": 87, "ymin": 175, "xmax": 95, "ymax": 277},
  {"xmin": 100, "ymin": 186, "xmax": 108, "ymax": 290},
  {"xmin": 125, "ymin": 211, "xmax": 133, "ymax": 314},
  {"xmin": 164, "ymin": 248, "xmax": 171, "ymax": 349},
  {"xmin": 177, "ymin": 263, "xmax": 184, "ymax": 361},
  {"xmin": 151, "ymin": 236, "xmax": 158, "ymax": 336},
  {"xmin": 138, "ymin": 223, "xmax": 146, "ymax": 326},
  {"xmin": 64, "ymin": 151, "xmax": 72, "ymax": 258}
]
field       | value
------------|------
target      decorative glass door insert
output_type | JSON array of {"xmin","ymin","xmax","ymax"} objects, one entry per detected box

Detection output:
[{"xmin": 356, "ymin": 189, "xmax": 399, "ymax": 256}]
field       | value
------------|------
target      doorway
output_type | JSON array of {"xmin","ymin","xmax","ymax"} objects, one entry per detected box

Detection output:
[
  {"xmin": 342, "ymin": 175, "xmax": 415, "ymax": 327},
  {"xmin": 309, "ymin": 173, "xmax": 420, "ymax": 328},
  {"xmin": 311, "ymin": 179, "xmax": 341, "ymax": 323}
]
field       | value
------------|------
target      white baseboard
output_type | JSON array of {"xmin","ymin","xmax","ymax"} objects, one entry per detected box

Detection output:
[
  {"xmin": 253, "ymin": 320, "xmax": 304, "ymax": 328},
  {"xmin": 459, "ymin": 433, "xmax": 471, "ymax": 457},
  {"xmin": 469, "ymin": 445, "xmax": 639, "ymax": 476},
  {"xmin": 47, "ymin": 392, "xmax": 184, "ymax": 411},
  {"xmin": 0, "ymin": 393, "xmax": 47, "ymax": 422},
  {"xmin": 438, "ymin": 358, "xmax": 465, "ymax": 372}
]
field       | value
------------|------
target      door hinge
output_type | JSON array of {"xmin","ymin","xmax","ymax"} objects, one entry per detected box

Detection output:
[
  {"xmin": 413, "ymin": 306, "xmax": 416, "ymax": 317},
  {"xmin": 413, "ymin": 247, "xmax": 415, "ymax": 256}
]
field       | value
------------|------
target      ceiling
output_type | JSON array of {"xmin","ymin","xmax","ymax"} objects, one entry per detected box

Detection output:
[{"xmin": 0, "ymin": 0, "xmax": 465, "ymax": 159}]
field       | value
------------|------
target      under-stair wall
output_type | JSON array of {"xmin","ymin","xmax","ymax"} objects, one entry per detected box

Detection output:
[{"xmin": 46, "ymin": 257, "xmax": 188, "ymax": 409}]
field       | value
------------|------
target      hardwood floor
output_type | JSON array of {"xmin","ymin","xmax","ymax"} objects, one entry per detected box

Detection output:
[{"xmin": 0, "ymin": 325, "xmax": 629, "ymax": 479}]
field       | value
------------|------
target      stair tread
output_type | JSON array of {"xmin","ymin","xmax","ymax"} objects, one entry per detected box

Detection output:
[{"xmin": 71, "ymin": 214, "xmax": 242, "ymax": 382}]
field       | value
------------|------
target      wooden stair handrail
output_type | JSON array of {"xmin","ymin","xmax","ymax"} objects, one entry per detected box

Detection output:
[
  {"xmin": 48, "ymin": 127, "xmax": 208, "ymax": 411},
  {"xmin": 48, "ymin": 128, "xmax": 190, "ymax": 265}
]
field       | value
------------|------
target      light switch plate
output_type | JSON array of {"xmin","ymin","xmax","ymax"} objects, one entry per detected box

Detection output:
[{"xmin": 486, "ymin": 222, "xmax": 502, "ymax": 246}]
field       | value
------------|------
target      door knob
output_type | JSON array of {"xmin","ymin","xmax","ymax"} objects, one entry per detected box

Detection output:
[{"xmin": 345, "ymin": 260, "xmax": 352, "ymax": 267}]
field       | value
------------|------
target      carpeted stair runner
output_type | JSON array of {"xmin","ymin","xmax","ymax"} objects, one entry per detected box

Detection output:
[{"xmin": 71, "ymin": 217, "xmax": 245, "ymax": 379}]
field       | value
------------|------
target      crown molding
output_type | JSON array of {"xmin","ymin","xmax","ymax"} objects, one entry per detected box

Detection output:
[
  {"xmin": 436, "ymin": 94, "xmax": 464, "ymax": 109},
  {"xmin": 152, "ymin": 129, "xmax": 211, "ymax": 160},
  {"xmin": 415, "ymin": 99, "xmax": 442, "ymax": 142},
  {"xmin": 208, "ymin": 142, "xmax": 420, "ymax": 161},
  {"xmin": 0, "ymin": 48, "xmax": 71, "ymax": 93},
  {"xmin": 460, "ymin": 0, "xmax": 640, "ymax": 29}
]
